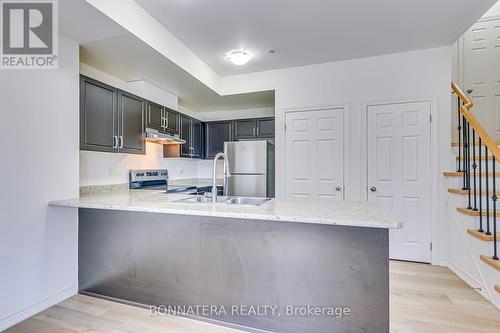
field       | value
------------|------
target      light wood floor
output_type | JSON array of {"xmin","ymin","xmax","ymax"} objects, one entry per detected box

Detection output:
[{"xmin": 5, "ymin": 261, "xmax": 500, "ymax": 333}]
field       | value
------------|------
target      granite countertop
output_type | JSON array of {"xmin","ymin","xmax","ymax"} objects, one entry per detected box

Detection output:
[{"xmin": 49, "ymin": 190, "xmax": 402, "ymax": 229}]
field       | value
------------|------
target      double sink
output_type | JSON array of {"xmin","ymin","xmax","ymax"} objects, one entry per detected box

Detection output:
[{"xmin": 174, "ymin": 195, "xmax": 270, "ymax": 206}]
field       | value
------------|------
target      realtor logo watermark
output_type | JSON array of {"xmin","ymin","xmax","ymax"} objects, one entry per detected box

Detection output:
[{"xmin": 1, "ymin": 0, "xmax": 58, "ymax": 69}]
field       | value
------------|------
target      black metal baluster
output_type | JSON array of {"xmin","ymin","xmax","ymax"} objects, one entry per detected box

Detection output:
[
  {"xmin": 457, "ymin": 97, "xmax": 462, "ymax": 172},
  {"xmin": 478, "ymin": 138, "xmax": 484, "ymax": 232},
  {"xmin": 472, "ymin": 130, "xmax": 478, "ymax": 211},
  {"xmin": 462, "ymin": 116, "xmax": 467, "ymax": 190},
  {"xmin": 485, "ymin": 145, "xmax": 491, "ymax": 236},
  {"xmin": 467, "ymin": 122, "xmax": 472, "ymax": 209},
  {"xmin": 493, "ymin": 157, "xmax": 498, "ymax": 260}
]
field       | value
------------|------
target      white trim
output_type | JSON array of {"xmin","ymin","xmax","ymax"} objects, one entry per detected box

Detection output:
[
  {"xmin": 445, "ymin": 197, "xmax": 498, "ymax": 308},
  {"xmin": 0, "ymin": 285, "xmax": 77, "ymax": 331},
  {"xmin": 362, "ymin": 97, "xmax": 438, "ymax": 264},
  {"xmin": 440, "ymin": 258, "xmax": 492, "ymax": 303},
  {"xmin": 429, "ymin": 95, "xmax": 440, "ymax": 266},
  {"xmin": 282, "ymin": 104, "xmax": 350, "ymax": 200}
]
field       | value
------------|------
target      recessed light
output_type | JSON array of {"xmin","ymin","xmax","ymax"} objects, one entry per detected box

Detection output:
[{"xmin": 226, "ymin": 50, "xmax": 252, "ymax": 66}]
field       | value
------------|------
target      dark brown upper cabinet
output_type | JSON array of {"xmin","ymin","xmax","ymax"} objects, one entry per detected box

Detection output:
[
  {"xmin": 179, "ymin": 114, "xmax": 192, "ymax": 157},
  {"xmin": 147, "ymin": 103, "xmax": 179, "ymax": 135},
  {"xmin": 191, "ymin": 119, "xmax": 203, "ymax": 158},
  {"xmin": 165, "ymin": 108, "xmax": 179, "ymax": 134},
  {"xmin": 256, "ymin": 117, "xmax": 275, "ymax": 138},
  {"xmin": 118, "ymin": 91, "xmax": 145, "ymax": 154},
  {"xmin": 80, "ymin": 75, "xmax": 145, "ymax": 155},
  {"xmin": 233, "ymin": 117, "xmax": 275, "ymax": 140},
  {"xmin": 176, "ymin": 115, "xmax": 204, "ymax": 158},
  {"xmin": 234, "ymin": 118, "xmax": 256, "ymax": 140},
  {"xmin": 205, "ymin": 121, "xmax": 233, "ymax": 159},
  {"xmin": 146, "ymin": 102, "xmax": 163, "ymax": 131},
  {"xmin": 80, "ymin": 76, "xmax": 117, "ymax": 153}
]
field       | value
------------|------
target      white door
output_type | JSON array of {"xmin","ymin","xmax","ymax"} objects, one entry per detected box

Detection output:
[
  {"xmin": 464, "ymin": 17, "xmax": 500, "ymax": 140},
  {"xmin": 285, "ymin": 108, "xmax": 344, "ymax": 200},
  {"xmin": 367, "ymin": 101, "xmax": 431, "ymax": 263}
]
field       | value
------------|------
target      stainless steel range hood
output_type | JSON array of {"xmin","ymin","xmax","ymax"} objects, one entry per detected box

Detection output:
[{"xmin": 144, "ymin": 128, "xmax": 185, "ymax": 145}]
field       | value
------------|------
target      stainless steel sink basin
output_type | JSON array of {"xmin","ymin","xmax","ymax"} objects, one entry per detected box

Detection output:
[
  {"xmin": 174, "ymin": 196, "xmax": 226, "ymax": 204},
  {"xmin": 224, "ymin": 197, "xmax": 270, "ymax": 206}
]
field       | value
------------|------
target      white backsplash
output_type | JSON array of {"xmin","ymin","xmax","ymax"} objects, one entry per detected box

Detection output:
[
  {"xmin": 80, "ymin": 142, "xmax": 198, "ymax": 186},
  {"xmin": 80, "ymin": 142, "xmax": 227, "ymax": 186},
  {"xmin": 197, "ymin": 159, "xmax": 224, "ymax": 179}
]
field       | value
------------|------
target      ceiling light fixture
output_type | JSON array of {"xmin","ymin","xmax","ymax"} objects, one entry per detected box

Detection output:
[{"xmin": 226, "ymin": 50, "xmax": 252, "ymax": 66}]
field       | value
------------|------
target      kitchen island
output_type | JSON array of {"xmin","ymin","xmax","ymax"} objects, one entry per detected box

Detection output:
[{"xmin": 50, "ymin": 191, "xmax": 400, "ymax": 333}]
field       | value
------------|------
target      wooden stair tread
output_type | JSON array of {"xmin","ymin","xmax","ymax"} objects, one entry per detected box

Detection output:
[
  {"xmin": 443, "ymin": 171, "xmax": 500, "ymax": 177},
  {"xmin": 457, "ymin": 207, "xmax": 500, "ymax": 217},
  {"xmin": 467, "ymin": 229, "xmax": 500, "ymax": 241},
  {"xmin": 480, "ymin": 255, "xmax": 500, "ymax": 271},
  {"xmin": 495, "ymin": 285, "xmax": 500, "ymax": 294},
  {"xmin": 448, "ymin": 188, "xmax": 500, "ymax": 195}
]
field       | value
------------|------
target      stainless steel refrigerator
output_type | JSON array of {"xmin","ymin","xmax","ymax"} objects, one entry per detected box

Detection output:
[{"xmin": 224, "ymin": 140, "xmax": 275, "ymax": 198}]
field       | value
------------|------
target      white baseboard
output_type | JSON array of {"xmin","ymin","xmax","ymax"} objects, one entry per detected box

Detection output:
[
  {"xmin": 439, "ymin": 258, "xmax": 491, "ymax": 302},
  {"xmin": 0, "ymin": 285, "xmax": 77, "ymax": 331}
]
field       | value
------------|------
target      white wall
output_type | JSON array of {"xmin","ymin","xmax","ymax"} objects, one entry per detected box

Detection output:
[
  {"xmin": 484, "ymin": 0, "xmax": 500, "ymax": 17},
  {"xmin": 221, "ymin": 47, "xmax": 452, "ymax": 198},
  {"xmin": 220, "ymin": 46, "xmax": 452, "ymax": 264},
  {"xmin": 194, "ymin": 107, "xmax": 274, "ymax": 122},
  {"xmin": 0, "ymin": 36, "xmax": 80, "ymax": 330}
]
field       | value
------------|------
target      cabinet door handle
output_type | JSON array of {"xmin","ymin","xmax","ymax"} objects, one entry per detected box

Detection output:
[
  {"xmin": 253, "ymin": 127, "xmax": 256, "ymax": 136},
  {"xmin": 165, "ymin": 117, "xmax": 169, "ymax": 129},
  {"xmin": 119, "ymin": 136, "xmax": 124, "ymax": 149},
  {"xmin": 257, "ymin": 127, "xmax": 260, "ymax": 136},
  {"xmin": 112, "ymin": 136, "xmax": 118, "ymax": 149}
]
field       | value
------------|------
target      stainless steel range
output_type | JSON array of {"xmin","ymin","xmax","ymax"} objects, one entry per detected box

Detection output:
[{"xmin": 128, "ymin": 169, "xmax": 197, "ymax": 193}]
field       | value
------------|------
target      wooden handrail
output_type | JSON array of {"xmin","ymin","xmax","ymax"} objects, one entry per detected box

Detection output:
[{"xmin": 452, "ymin": 82, "xmax": 500, "ymax": 162}]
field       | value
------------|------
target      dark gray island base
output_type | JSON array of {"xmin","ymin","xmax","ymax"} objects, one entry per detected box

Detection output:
[{"xmin": 78, "ymin": 208, "xmax": 389, "ymax": 333}]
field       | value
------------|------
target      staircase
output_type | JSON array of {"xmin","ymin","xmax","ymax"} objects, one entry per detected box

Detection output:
[{"xmin": 444, "ymin": 83, "xmax": 499, "ymax": 308}]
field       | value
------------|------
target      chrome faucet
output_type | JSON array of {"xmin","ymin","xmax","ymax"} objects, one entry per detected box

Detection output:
[{"xmin": 212, "ymin": 152, "xmax": 229, "ymax": 202}]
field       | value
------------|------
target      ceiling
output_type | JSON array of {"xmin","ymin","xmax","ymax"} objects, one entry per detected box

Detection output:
[
  {"xmin": 59, "ymin": 0, "xmax": 274, "ymax": 112},
  {"xmin": 80, "ymin": 35, "xmax": 274, "ymax": 112},
  {"xmin": 62, "ymin": 0, "xmax": 496, "ymax": 111},
  {"xmin": 136, "ymin": 0, "xmax": 497, "ymax": 76},
  {"xmin": 59, "ymin": 0, "xmax": 127, "ymax": 43}
]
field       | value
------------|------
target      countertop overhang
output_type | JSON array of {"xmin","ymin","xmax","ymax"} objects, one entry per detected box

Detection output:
[{"xmin": 49, "ymin": 190, "xmax": 402, "ymax": 229}]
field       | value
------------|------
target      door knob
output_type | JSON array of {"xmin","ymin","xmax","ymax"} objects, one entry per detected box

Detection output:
[
  {"xmin": 335, "ymin": 186, "xmax": 342, "ymax": 191},
  {"xmin": 370, "ymin": 186, "xmax": 377, "ymax": 192}
]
